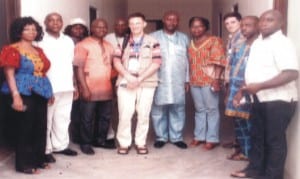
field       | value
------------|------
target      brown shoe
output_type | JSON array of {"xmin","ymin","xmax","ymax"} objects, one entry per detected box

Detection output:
[
  {"xmin": 189, "ymin": 140, "xmax": 206, "ymax": 147},
  {"xmin": 203, "ymin": 142, "xmax": 219, "ymax": 150}
]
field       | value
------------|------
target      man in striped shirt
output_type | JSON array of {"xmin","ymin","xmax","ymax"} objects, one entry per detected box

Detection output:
[{"xmin": 113, "ymin": 12, "xmax": 161, "ymax": 155}]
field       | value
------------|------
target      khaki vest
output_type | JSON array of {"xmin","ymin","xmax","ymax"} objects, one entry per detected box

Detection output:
[{"xmin": 116, "ymin": 35, "xmax": 159, "ymax": 87}]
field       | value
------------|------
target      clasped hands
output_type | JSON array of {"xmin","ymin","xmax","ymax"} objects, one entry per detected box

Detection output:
[{"xmin": 124, "ymin": 73, "xmax": 142, "ymax": 89}]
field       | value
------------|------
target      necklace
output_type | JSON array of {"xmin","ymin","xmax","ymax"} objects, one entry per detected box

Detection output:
[{"xmin": 191, "ymin": 37, "xmax": 210, "ymax": 50}]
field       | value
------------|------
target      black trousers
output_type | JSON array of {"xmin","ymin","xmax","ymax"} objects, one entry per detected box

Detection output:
[
  {"xmin": 70, "ymin": 99, "xmax": 81, "ymax": 143},
  {"xmin": 247, "ymin": 96, "xmax": 297, "ymax": 179},
  {"xmin": 4, "ymin": 94, "xmax": 48, "ymax": 171},
  {"xmin": 79, "ymin": 100, "xmax": 112, "ymax": 145}
]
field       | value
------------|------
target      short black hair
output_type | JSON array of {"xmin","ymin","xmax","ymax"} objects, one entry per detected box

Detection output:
[
  {"xmin": 9, "ymin": 16, "xmax": 43, "ymax": 43},
  {"xmin": 223, "ymin": 12, "xmax": 242, "ymax": 21},
  {"xmin": 188, "ymin": 16, "xmax": 210, "ymax": 31},
  {"xmin": 63, "ymin": 24, "xmax": 89, "ymax": 40},
  {"xmin": 127, "ymin": 12, "xmax": 146, "ymax": 21}
]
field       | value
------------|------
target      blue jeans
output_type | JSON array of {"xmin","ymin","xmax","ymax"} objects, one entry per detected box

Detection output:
[
  {"xmin": 190, "ymin": 86, "xmax": 220, "ymax": 143},
  {"xmin": 151, "ymin": 103, "xmax": 185, "ymax": 142}
]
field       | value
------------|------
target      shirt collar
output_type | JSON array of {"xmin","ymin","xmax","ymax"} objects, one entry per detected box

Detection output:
[{"xmin": 260, "ymin": 30, "xmax": 283, "ymax": 40}]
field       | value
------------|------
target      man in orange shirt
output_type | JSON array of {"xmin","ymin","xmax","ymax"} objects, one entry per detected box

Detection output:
[{"xmin": 73, "ymin": 18, "xmax": 116, "ymax": 155}]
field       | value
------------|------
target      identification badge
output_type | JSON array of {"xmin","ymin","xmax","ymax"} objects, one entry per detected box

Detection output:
[{"xmin": 128, "ymin": 57, "xmax": 140, "ymax": 74}]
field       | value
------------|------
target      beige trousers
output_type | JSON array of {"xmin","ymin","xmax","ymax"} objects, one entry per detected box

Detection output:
[{"xmin": 116, "ymin": 87, "xmax": 155, "ymax": 147}]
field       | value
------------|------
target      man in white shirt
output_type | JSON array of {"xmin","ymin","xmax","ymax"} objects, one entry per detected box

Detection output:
[
  {"xmin": 37, "ymin": 12, "xmax": 78, "ymax": 163},
  {"xmin": 104, "ymin": 18, "xmax": 128, "ymax": 146},
  {"xmin": 105, "ymin": 18, "xmax": 128, "ymax": 49},
  {"xmin": 231, "ymin": 10, "xmax": 298, "ymax": 179}
]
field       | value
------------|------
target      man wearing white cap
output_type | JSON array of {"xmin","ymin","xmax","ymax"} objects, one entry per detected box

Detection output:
[
  {"xmin": 65, "ymin": 18, "xmax": 89, "ymax": 44},
  {"xmin": 64, "ymin": 18, "xmax": 89, "ymax": 144}
]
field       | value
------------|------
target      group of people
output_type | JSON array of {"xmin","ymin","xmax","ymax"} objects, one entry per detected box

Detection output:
[{"xmin": 0, "ymin": 8, "xmax": 298, "ymax": 179}]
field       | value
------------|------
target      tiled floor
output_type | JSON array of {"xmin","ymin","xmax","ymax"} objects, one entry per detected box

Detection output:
[
  {"xmin": 0, "ymin": 120, "xmax": 248, "ymax": 179},
  {"xmin": 0, "ymin": 140, "xmax": 248, "ymax": 179},
  {"xmin": 0, "ymin": 96, "xmax": 248, "ymax": 179}
]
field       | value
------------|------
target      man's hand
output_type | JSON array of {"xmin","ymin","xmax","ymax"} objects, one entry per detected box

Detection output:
[
  {"xmin": 242, "ymin": 83, "xmax": 262, "ymax": 94},
  {"xmin": 81, "ymin": 88, "xmax": 91, "ymax": 101},
  {"xmin": 125, "ymin": 74, "xmax": 139, "ymax": 89},
  {"xmin": 73, "ymin": 89, "xmax": 79, "ymax": 100},
  {"xmin": 233, "ymin": 89, "xmax": 243, "ymax": 108},
  {"xmin": 185, "ymin": 82, "xmax": 190, "ymax": 92}
]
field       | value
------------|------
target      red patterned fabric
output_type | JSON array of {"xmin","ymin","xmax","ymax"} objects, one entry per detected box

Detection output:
[{"xmin": 189, "ymin": 36, "xmax": 226, "ymax": 87}]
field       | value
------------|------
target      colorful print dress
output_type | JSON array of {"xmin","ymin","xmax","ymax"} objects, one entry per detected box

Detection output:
[{"xmin": 0, "ymin": 45, "xmax": 53, "ymax": 99}]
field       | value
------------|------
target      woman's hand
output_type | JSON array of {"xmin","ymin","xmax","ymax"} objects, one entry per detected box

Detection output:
[
  {"xmin": 211, "ymin": 79, "xmax": 221, "ymax": 92},
  {"xmin": 11, "ymin": 93, "xmax": 25, "ymax": 111},
  {"xmin": 48, "ymin": 96, "xmax": 55, "ymax": 105}
]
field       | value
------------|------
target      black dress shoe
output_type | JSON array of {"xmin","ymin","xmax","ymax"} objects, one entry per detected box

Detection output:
[
  {"xmin": 53, "ymin": 148, "xmax": 78, "ymax": 156},
  {"xmin": 105, "ymin": 139, "xmax": 115, "ymax": 146},
  {"xmin": 172, "ymin": 141, "xmax": 188, "ymax": 149},
  {"xmin": 93, "ymin": 141, "xmax": 116, "ymax": 149},
  {"xmin": 80, "ymin": 145, "xmax": 95, "ymax": 155},
  {"xmin": 45, "ymin": 154, "xmax": 56, "ymax": 163},
  {"xmin": 153, "ymin": 141, "xmax": 166, "ymax": 148}
]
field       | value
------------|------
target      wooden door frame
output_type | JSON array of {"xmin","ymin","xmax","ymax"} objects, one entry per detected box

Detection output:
[{"xmin": 273, "ymin": 0, "xmax": 288, "ymax": 34}]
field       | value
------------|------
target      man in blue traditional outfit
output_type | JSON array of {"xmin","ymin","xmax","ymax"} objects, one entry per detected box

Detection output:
[
  {"xmin": 225, "ymin": 16, "xmax": 259, "ymax": 161},
  {"xmin": 151, "ymin": 11, "xmax": 189, "ymax": 149}
]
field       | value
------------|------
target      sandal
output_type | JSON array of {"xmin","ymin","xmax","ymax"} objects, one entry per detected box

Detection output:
[
  {"xmin": 117, "ymin": 147, "xmax": 129, "ymax": 155},
  {"xmin": 227, "ymin": 152, "xmax": 249, "ymax": 161},
  {"xmin": 230, "ymin": 171, "xmax": 249, "ymax": 178},
  {"xmin": 230, "ymin": 169, "xmax": 259, "ymax": 178},
  {"xmin": 135, "ymin": 145, "xmax": 148, "ymax": 155}
]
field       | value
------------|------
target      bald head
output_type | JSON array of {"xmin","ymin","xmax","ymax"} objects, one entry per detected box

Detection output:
[
  {"xmin": 91, "ymin": 18, "xmax": 107, "ymax": 28},
  {"xmin": 44, "ymin": 12, "xmax": 63, "ymax": 36},
  {"xmin": 243, "ymin": 16, "xmax": 259, "ymax": 23},
  {"xmin": 163, "ymin": 10, "xmax": 180, "ymax": 20},
  {"xmin": 45, "ymin": 12, "xmax": 62, "ymax": 22},
  {"xmin": 114, "ymin": 18, "xmax": 128, "ymax": 37},
  {"xmin": 91, "ymin": 18, "xmax": 108, "ymax": 39},
  {"xmin": 241, "ymin": 16, "xmax": 259, "ymax": 40},
  {"xmin": 259, "ymin": 9, "xmax": 283, "ymax": 38},
  {"xmin": 261, "ymin": 10, "xmax": 283, "ymax": 24},
  {"xmin": 162, "ymin": 10, "xmax": 180, "ymax": 34}
]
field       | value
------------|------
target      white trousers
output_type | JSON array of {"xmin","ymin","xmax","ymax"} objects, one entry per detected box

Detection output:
[
  {"xmin": 46, "ymin": 91, "xmax": 73, "ymax": 154},
  {"xmin": 116, "ymin": 87, "xmax": 155, "ymax": 147}
]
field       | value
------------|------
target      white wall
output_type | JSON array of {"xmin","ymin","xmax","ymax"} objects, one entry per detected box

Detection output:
[
  {"xmin": 212, "ymin": 0, "xmax": 273, "ymax": 37},
  {"xmin": 285, "ymin": 0, "xmax": 300, "ymax": 178},
  {"xmin": 127, "ymin": 0, "xmax": 212, "ymax": 34},
  {"xmin": 90, "ymin": 0, "xmax": 127, "ymax": 32},
  {"xmin": 20, "ymin": 0, "xmax": 127, "ymax": 31},
  {"xmin": 21, "ymin": 0, "xmax": 89, "ymax": 30}
]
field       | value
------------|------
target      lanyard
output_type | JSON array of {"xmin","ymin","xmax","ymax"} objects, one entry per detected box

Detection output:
[{"xmin": 132, "ymin": 36, "xmax": 144, "ymax": 55}]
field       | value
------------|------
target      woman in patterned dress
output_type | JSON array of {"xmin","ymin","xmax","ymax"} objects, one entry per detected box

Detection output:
[
  {"xmin": 0, "ymin": 17, "xmax": 53, "ymax": 174},
  {"xmin": 188, "ymin": 17, "xmax": 226, "ymax": 150}
]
